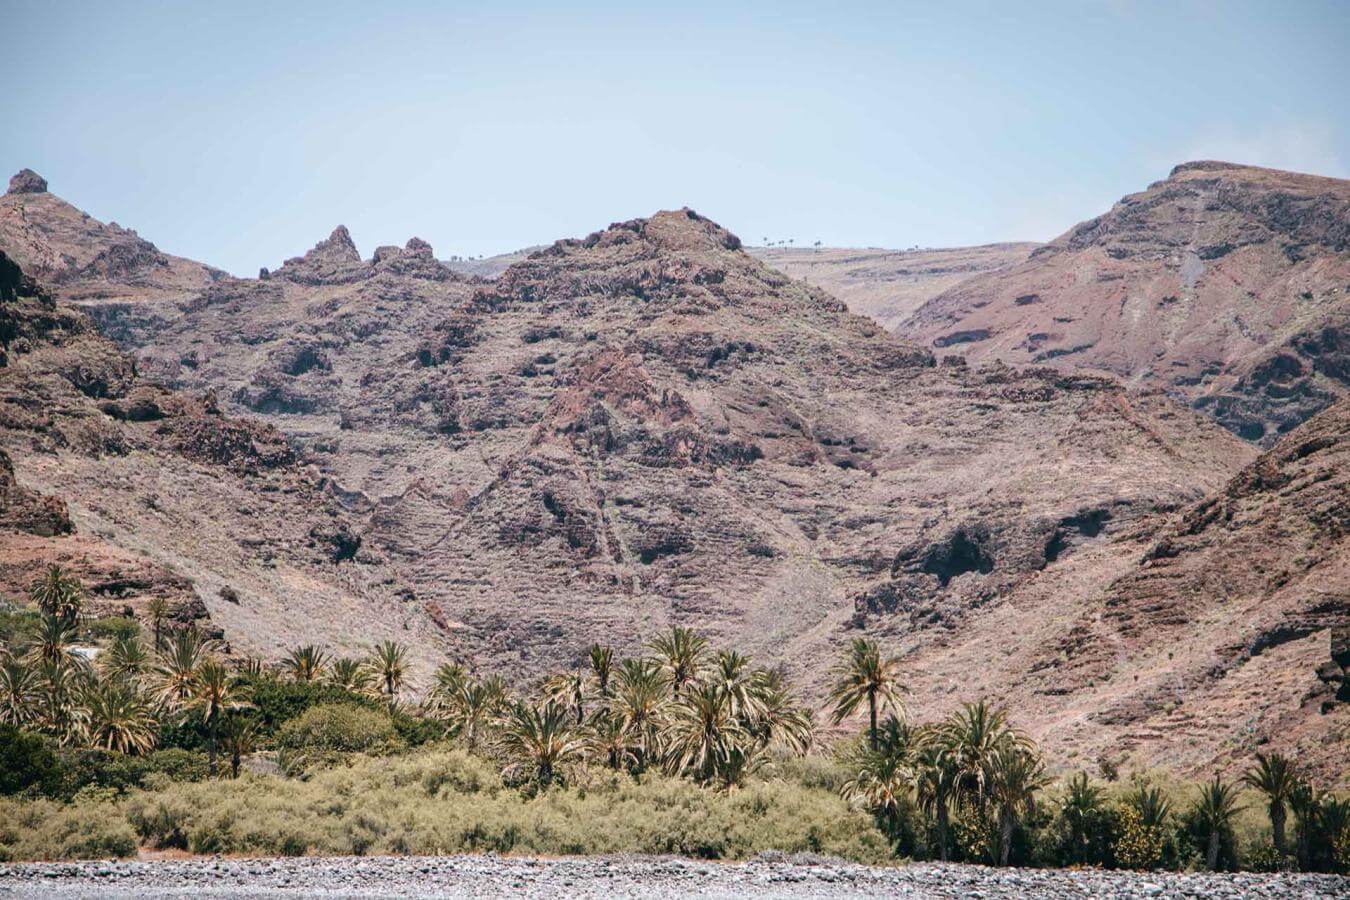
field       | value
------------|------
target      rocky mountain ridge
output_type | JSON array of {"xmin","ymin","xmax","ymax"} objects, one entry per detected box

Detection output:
[{"xmin": 902, "ymin": 161, "xmax": 1350, "ymax": 444}]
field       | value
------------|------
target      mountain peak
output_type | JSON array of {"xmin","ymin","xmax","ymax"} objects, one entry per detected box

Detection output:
[
  {"xmin": 7, "ymin": 169, "xmax": 48, "ymax": 195},
  {"xmin": 307, "ymin": 225, "xmax": 360, "ymax": 263}
]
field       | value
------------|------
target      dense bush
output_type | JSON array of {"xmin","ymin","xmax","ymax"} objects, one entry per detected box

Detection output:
[
  {"xmin": 0, "ymin": 797, "xmax": 137, "ymax": 861},
  {"xmin": 0, "ymin": 724, "xmax": 62, "ymax": 796},
  {"xmin": 113, "ymin": 747, "xmax": 891, "ymax": 861},
  {"xmin": 85, "ymin": 616, "xmax": 139, "ymax": 643},
  {"xmin": 277, "ymin": 703, "xmax": 404, "ymax": 754}
]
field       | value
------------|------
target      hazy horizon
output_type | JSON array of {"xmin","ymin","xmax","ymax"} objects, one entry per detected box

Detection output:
[{"xmin": 3, "ymin": 0, "xmax": 1348, "ymax": 276}]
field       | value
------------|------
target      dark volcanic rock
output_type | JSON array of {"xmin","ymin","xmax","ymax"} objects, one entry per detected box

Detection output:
[{"xmin": 6, "ymin": 169, "xmax": 47, "ymax": 194}]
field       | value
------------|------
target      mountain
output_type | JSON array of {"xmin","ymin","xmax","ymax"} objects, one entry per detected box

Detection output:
[
  {"xmin": 4, "ymin": 169, "xmax": 1343, "ymax": 774},
  {"xmin": 0, "ymin": 170, "xmax": 219, "ymax": 306},
  {"xmin": 902, "ymin": 162, "xmax": 1350, "ymax": 444},
  {"xmin": 749, "ymin": 243, "xmax": 1038, "ymax": 330},
  {"xmin": 0, "ymin": 247, "xmax": 441, "ymax": 662}
]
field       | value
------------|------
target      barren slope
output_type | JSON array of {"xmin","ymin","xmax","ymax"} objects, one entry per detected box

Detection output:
[
  {"xmin": 903, "ymin": 162, "xmax": 1350, "ymax": 444},
  {"xmin": 0, "ymin": 249, "xmax": 439, "ymax": 665},
  {"xmin": 750, "ymin": 243, "xmax": 1037, "ymax": 330}
]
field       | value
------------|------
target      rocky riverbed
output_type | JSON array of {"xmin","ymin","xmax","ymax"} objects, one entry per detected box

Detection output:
[{"xmin": 0, "ymin": 854, "xmax": 1346, "ymax": 898}]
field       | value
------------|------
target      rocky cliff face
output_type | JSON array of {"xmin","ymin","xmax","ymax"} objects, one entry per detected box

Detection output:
[
  {"xmin": 902, "ymin": 162, "xmax": 1350, "ymax": 445},
  {"xmin": 0, "ymin": 248, "xmax": 433, "ymax": 658}
]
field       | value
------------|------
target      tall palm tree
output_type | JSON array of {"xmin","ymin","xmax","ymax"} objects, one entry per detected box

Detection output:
[
  {"xmin": 941, "ymin": 700, "xmax": 1024, "ymax": 811},
  {"xmin": 826, "ymin": 638, "xmax": 906, "ymax": 750},
  {"xmin": 587, "ymin": 710, "xmax": 637, "ymax": 771},
  {"xmin": 588, "ymin": 644, "xmax": 614, "ymax": 699},
  {"xmin": 30, "ymin": 613, "xmax": 83, "ymax": 666},
  {"xmin": 649, "ymin": 626, "xmax": 707, "ymax": 699},
  {"xmin": 743, "ymin": 668, "xmax": 813, "ymax": 756},
  {"xmin": 1191, "ymin": 775, "xmax": 1244, "ymax": 871},
  {"xmin": 79, "ymin": 679, "xmax": 158, "ymax": 754},
  {"xmin": 842, "ymin": 715, "xmax": 917, "ymax": 843},
  {"xmin": 29, "ymin": 565, "xmax": 83, "ymax": 623},
  {"xmin": 1289, "ymin": 778, "xmax": 1322, "ymax": 871},
  {"xmin": 1242, "ymin": 751, "xmax": 1299, "ymax": 855},
  {"xmin": 146, "ymin": 596, "xmax": 169, "ymax": 651},
  {"xmin": 441, "ymin": 680, "xmax": 501, "ymax": 750},
  {"xmin": 191, "ymin": 657, "xmax": 252, "ymax": 773},
  {"xmin": 370, "ymin": 640, "xmax": 407, "ymax": 697},
  {"xmin": 610, "ymin": 658, "xmax": 668, "ymax": 769},
  {"xmin": 661, "ymin": 680, "xmax": 751, "ymax": 788},
  {"xmin": 0, "ymin": 653, "xmax": 39, "ymax": 726},
  {"xmin": 327, "ymin": 657, "xmax": 376, "ymax": 694},
  {"xmin": 283, "ymin": 645, "xmax": 329, "ymax": 683},
  {"xmin": 34, "ymin": 657, "xmax": 86, "ymax": 744},
  {"xmin": 912, "ymin": 725, "xmax": 959, "ymax": 862},
  {"xmin": 709, "ymin": 650, "xmax": 767, "ymax": 721},
  {"xmin": 499, "ymin": 700, "xmax": 587, "ymax": 790},
  {"xmin": 152, "ymin": 629, "xmax": 212, "ymax": 710},
  {"xmin": 987, "ymin": 745, "xmax": 1049, "ymax": 866}
]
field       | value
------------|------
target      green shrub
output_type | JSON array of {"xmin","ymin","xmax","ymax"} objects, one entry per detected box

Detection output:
[
  {"xmin": 246, "ymin": 678, "xmax": 379, "ymax": 737},
  {"xmin": 278, "ymin": 703, "xmax": 404, "ymax": 754},
  {"xmin": 0, "ymin": 725, "xmax": 63, "ymax": 796},
  {"xmin": 85, "ymin": 616, "xmax": 139, "ymax": 643},
  {"xmin": 0, "ymin": 798, "xmax": 136, "ymax": 861}
]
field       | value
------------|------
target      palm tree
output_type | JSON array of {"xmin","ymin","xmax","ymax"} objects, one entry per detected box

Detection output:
[
  {"xmin": 220, "ymin": 713, "xmax": 257, "ymax": 778},
  {"xmin": 283, "ymin": 645, "xmax": 329, "ymax": 683},
  {"xmin": 1059, "ymin": 772, "xmax": 1105, "ymax": 865},
  {"xmin": 152, "ymin": 629, "xmax": 212, "ymax": 710},
  {"xmin": 661, "ymin": 681, "xmax": 751, "ymax": 788},
  {"xmin": 370, "ymin": 640, "xmax": 407, "ymax": 697},
  {"xmin": 441, "ymin": 680, "xmax": 501, "ymax": 750},
  {"xmin": 842, "ymin": 715, "xmax": 917, "ymax": 843},
  {"xmin": 1289, "ymin": 779, "xmax": 1322, "ymax": 871},
  {"xmin": 1243, "ymin": 751, "xmax": 1299, "ymax": 855},
  {"xmin": 1192, "ymin": 776, "xmax": 1244, "ymax": 871},
  {"xmin": 30, "ymin": 613, "xmax": 83, "ymax": 666},
  {"xmin": 146, "ymin": 596, "xmax": 169, "ymax": 651},
  {"xmin": 743, "ymin": 668, "xmax": 813, "ymax": 757},
  {"xmin": 1127, "ymin": 781, "xmax": 1174, "ymax": 830},
  {"xmin": 499, "ymin": 700, "xmax": 587, "ymax": 790},
  {"xmin": 79, "ymin": 680, "xmax": 158, "ymax": 754},
  {"xmin": 709, "ymin": 650, "xmax": 767, "ymax": 721},
  {"xmin": 0, "ymin": 653, "xmax": 39, "ymax": 726},
  {"xmin": 588, "ymin": 644, "xmax": 614, "ymax": 699},
  {"xmin": 912, "ymin": 725, "xmax": 959, "ymax": 862},
  {"xmin": 827, "ymin": 638, "xmax": 906, "ymax": 750},
  {"xmin": 987, "ymin": 745, "xmax": 1049, "ymax": 866},
  {"xmin": 29, "ymin": 565, "xmax": 82, "ymax": 623},
  {"xmin": 587, "ymin": 710, "xmax": 637, "ymax": 771},
  {"xmin": 102, "ymin": 635, "xmax": 149, "ymax": 680},
  {"xmin": 34, "ymin": 658, "xmax": 86, "ymax": 744},
  {"xmin": 610, "ymin": 658, "xmax": 668, "ymax": 769},
  {"xmin": 327, "ymin": 657, "xmax": 375, "ymax": 694},
  {"xmin": 941, "ymin": 700, "xmax": 1024, "ymax": 811},
  {"xmin": 543, "ymin": 671, "xmax": 587, "ymax": 724},
  {"xmin": 191, "ymin": 657, "xmax": 251, "ymax": 773},
  {"xmin": 649, "ymin": 626, "xmax": 707, "ymax": 698}
]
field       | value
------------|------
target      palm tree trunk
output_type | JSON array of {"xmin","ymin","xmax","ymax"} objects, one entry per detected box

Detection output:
[
  {"xmin": 208, "ymin": 717, "xmax": 219, "ymax": 776},
  {"xmin": 1271, "ymin": 805, "xmax": 1285, "ymax": 855},
  {"xmin": 867, "ymin": 688, "xmax": 877, "ymax": 750},
  {"xmin": 1206, "ymin": 829, "xmax": 1221, "ymax": 871},
  {"xmin": 999, "ymin": 809, "xmax": 1014, "ymax": 866},
  {"xmin": 936, "ymin": 798, "xmax": 950, "ymax": 862}
]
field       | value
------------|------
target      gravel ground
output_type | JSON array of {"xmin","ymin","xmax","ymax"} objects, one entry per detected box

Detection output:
[{"xmin": 1, "ymin": 854, "xmax": 1347, "ymax": 899}]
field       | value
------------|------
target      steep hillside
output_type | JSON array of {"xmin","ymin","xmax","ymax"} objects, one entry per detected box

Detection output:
[
  {"xmin": 0, "ymin": 248, "xmax": 437, "ymax": 664},
  {"xmin": 750, "ymin": 243, "xmax": 1037, "ymax": 330},
  {"xmin": 903, "ymin": 162, "xmax": 1350, "ymax": 444},
  {"xmin": 888, "ymin": 397, "xmax": 1350, "ymax": 781},
  {"xmin": 0, "ymin": 170, "xmax": 219, "ymax": 306}
]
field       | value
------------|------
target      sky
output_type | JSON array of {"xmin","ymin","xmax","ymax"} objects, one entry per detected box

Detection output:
[{"xmin": 3, "ymin": 0, "xmax": 1348, "ymax": 276}]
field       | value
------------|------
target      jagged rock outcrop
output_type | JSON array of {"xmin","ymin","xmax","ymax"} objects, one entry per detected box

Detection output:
[
  {"xmin": 903, "ymin": 162, "xmax": 1350, "ymax": 444},
  {"xmin": 7, "ymin": 169, "xmax": 47, "ymax": 195}
]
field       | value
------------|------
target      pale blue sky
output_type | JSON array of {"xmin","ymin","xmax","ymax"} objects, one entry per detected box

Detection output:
[{"xmin": 3, "ymin": 0, "xmax": 1347, "ymax": 275}]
